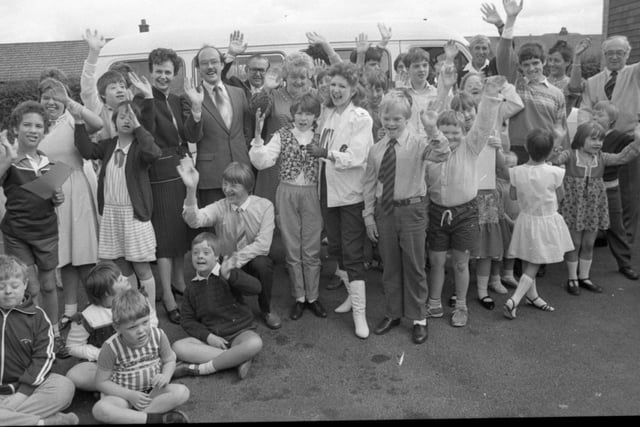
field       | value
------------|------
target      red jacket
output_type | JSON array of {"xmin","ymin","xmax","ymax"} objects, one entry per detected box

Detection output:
[{"xmin": 0, "ymin": 295, "xmax": 55, "ymax": 396}]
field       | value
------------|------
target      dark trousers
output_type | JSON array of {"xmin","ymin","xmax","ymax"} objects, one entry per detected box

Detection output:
[
  {"xmin": 605, "ymin": 185, "xmax": 632, "ymax": 270},
  {"xmin": 241, "ymin": 255, "xmax": 274, "ymax": 314},
  {"xmin": 618, "ymin": 157, "xmax": 640, "ymax": 244}
]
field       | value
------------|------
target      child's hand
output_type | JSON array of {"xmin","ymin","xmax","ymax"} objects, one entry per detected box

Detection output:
[
  {"xmin": 306, "ymin": 143, "xmax": 327, "ymax": 158},
  {"xmin": 305, "ymin": 31, "xmax": 328, "ymax": 46},
  {"xmin": 220, "ymin": 254, "xmax": 239, "ymax": 279},
  {"xmin": 0, "ymin": 130, "xmax": 18, "ymax": 162},
  {"xmin": 377, "ymin": 127, "xmax": 386, "ymax": 141},
  {"xmin": 52, "ymin": 188, "xmax": 65, "ymax": 206},
  {"xmin": 420, "ymin": 109, "xmax": 439, "ymax": 131},
  {"xmin": 502, "ymin": 0, "xmax": 523, "ymax": 18},
  {"xmin": 83, "ymin": 28, "xmax": 106, "ymax": 53},
  {"xmin": 574, "ymin": 37, "xmax": 591, "ymax": 58},
  {"xmin": 206, "ymin": 334, "xmax": 229, "ymax": 350},
  {"xmin": 227, "ymin": 30, "xmax": 248, "ymax": 57},
  {"xmin": 126, "ymin": 104, "xmax": 141, "ymax": 129},
  {"xmin": 366, "ymin": 224, "xmax": 379, "ymax": 243},
  {"xmin": 128, "ymin": 72, "xmax": 153, "ymax": 99},
  {"xmin": 377, "ymin": 23, "xmax": 392, "ymax": 48},
  {"xmin": 151, "ymin": 373, "xmax": 170, "ymax": 390},
  {"xmin": 255, "ymin": 108, "xmax": 265, "ymax": 139},
  {"xmin": 355, "ymin": 33, "xmax": 371, "ymax": 54},
  {"xmin": 177, "ymin": 159, "xmax": 200, "ymax": 189},
  {"xmin": 48, "ymin": 79, "xmax": 71, "ymax": 106},
  {"xmin": 483, "ymin": 75, "xmax": 507, "ymax": 97},
  {"xmin": 487, "ymin": 134, "xmax": 502, "ymax": 149},
  {"xmin": 443, "ymin": 40, "xmax": 459, "ymax": 62},
  {"xmin": 439, "ymin": 63, "xmax": 457, "ymax": 88},
  {"xmin": 127, "ymin": 390, "xmax": 152, "ymax": 411},
  {"xmin": 183, "ymin": 78, "xmax": 204, "ymax": 112},
  {"xmin": 481, "ymin": 3, "xmax": 503, "ymax": 26}
]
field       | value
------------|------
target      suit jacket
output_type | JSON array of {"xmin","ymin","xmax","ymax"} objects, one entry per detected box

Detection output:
[{"xmin": 185, "ymin": 83, "xmax": 252, "ymax": 190}]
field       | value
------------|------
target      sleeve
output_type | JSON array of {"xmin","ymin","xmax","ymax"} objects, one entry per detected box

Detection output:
[
  {"xmin": 80, "ymin": 60, "xmax": 104, "ymax": 116},
  {"xmin": 362, "ymin": 147, "xmax": 379, "ymax": 227},
  {"xmin": 330, "ymin": 111, "xmax": 374, "ymax": 170},
  {"xmin": 184, "ymin": 109, "xmax": 204, "ymax": 143},
  {"xmin": 496, "ymin": 35, "xmax": 519, "ymax": 84},
  {"xmin": 549, "ymin": 149, "xmax": 571, "ymax": 166},
  {"xmin": 135, "ymin": 96, "xmax": 156, "ymax": 135},
  {"xmin": 96, "ymin": 343, "xmax": 117, "ymax": 371},
  {"xmin": 228, "ymin": 269, "xmax": 262, "ymax": 295},
  {"xmin": 249, "ymin": 131, "xmax": 281, "ymax": 170},
  {"xmin": 602, "ymin": 140, "xmax": 640, "ymax": 166},
  {"xmin": 74, "ymin": 123, "xmax": 106, "ymax": 160},
  {"xmin": 17, "ymin": 310, "xmax": 55, "ymax": 396},
  {"xmin": 133, "ymin": 126, "xmax": 162, "ymax": 164},
  {"xmin": 235, "ymin": 201, "xmax": 275, "ymax": 267},
  {"xmin": 180, "ymin": 286, "xmax": 212, "ymax": 343},
  {"xmin": 500, "ymin": 83, "xmax": 524, "ymax": 120},
  {"xmin": 467, "ymin": 95, "xmax": 504, "ymax": 155},
  {"xmin": 66, "ymin": 320, "xmax": 100, "ymax": 361},
  {"xmin": 579, "ymin": 78, "xmax": 595, "ymax": 116},
  {"xmin": 553, "ymin": 166, "xmax": 565, "ymax": 188},
  {"xmin": 183, "ymin": 199, "xmax": 221, "ymax": 229},
  {"xmin": 158, "ymin": 330, "xmax": 176, "ymax": 364}
]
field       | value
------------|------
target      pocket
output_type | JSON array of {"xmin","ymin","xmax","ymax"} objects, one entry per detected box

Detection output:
[{"xmin": 150, "ymin": 154, "xmax": 181, "ymax": 181}]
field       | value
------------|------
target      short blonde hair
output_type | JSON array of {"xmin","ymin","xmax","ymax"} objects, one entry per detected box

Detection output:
[
  {"xmin": 379, "ymin": 90, "xmax": 413, "ymax": 119},
  {"xmin": 0, "ymin": 255, "xmax": 28, "ymax": 283},
  {"xmin": 283, "ymin": 52, "xmax": 314, "ymax": 79},
  {"xmin": 593, "ymin": 100, "xmax": 619, "ymax": 128},
  {"xmin": 112, "ymin": 288, "xmax": 150, "ymax": 327}
]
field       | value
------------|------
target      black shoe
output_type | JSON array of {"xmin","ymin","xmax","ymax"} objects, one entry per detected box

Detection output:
[
  {"xmin": 173, "ymin": 361, "xmax": 198, "ymax": 379},
  {"xmin": 374, "ymin": 317, "xmax": 401, "ymax": 335},
  {"xmin": 567, "ymin": 279, "xmax": 581, "ymax": 296},
  {"xmin": 326, "ymin": 274, "xmax": 344, "ymax": 290},
  {"xmin": 162, "ymin": 410, "xmax": 190, "ymax": 423},
  {"xmin": 478, "ymin": 296, "xmax": 495, "ymax": 310},
  {"xmin": 412, "ymin": 323, "xmax": 428, "ymax": 344},
  {"xmin": 263, "ymin": 312, "xmax": 282, "ymax": 329},
  {"xmin": 578, "ymin": 278, "xmax": 603, "ymax": 293},
  {"xmin": 290, "ymin": 302, "xmax": 305, "ymax": 320},
  {"xmin": 619, "ymin": 266, "xmax": 639, "ymax": 280},
  {"xmin": 307, "ymin": 300, "xmax": 328, "ymax": 318},
  {"xmin": 166, "ymin": 308, "xmax": 181, "ymax": 325}
]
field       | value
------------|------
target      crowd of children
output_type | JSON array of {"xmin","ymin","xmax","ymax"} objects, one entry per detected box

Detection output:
[{"xmin": 2, "ymin": 0, "xmax": 640, "ymax": 423}]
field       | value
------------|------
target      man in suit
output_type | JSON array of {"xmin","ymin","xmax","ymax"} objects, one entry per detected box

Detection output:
[
  {"xmin": 183, "ymin": 45, "xmax": 282, "ymax": 330},
  {"xmin": 579, "ymin": 35, "xmax": 640, "ymax": 281},
  {"xmin": 223, "ymin": 54, "xmax": 270, "ymax": 100}
]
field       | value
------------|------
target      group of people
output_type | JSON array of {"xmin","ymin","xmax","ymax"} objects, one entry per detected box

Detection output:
[{"xmin": 2, "ymin": 0, "xmax": 640, "ymax": 424}]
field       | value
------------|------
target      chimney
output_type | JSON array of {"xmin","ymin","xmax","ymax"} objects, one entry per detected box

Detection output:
[
  {"xmin": 139, "ymin": 19, "xmax": 149, "ymax": 33},
  {"xmin": 559, "ymin": 27, "xmax": 568, "ymax": 36}
]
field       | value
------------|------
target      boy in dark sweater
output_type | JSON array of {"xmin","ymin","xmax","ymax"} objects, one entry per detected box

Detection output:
[
  {"xmin": 172, "ymin": 232, "xmax": 263, "ymax": 380},
  {"xmin": 0, "ymin": 255, "xmax": 78, "ymax": 425}
]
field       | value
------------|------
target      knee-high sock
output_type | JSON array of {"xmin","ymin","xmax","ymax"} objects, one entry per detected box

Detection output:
[
  {"xmin": 477, "ymin": 275, "xmax": 489, "ymax": 299},
  {"xmin": 578, "ymin": 258, "xmax": 592, "ymax": 280},
  {"xmin": 566, "ymin": 260, "xmax": 578, "ymax": 280}
]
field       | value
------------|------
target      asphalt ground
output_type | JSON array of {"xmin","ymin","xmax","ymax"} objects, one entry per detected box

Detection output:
[{"xmin": 52, "ymin": 235, "xmax": 640, "ymax": 423}]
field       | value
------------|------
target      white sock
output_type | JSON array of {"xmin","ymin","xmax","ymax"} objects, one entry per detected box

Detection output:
[
  {"xmin": 455, "ymin": 297, "xmax": 467, "ymax": 310},
  {"xmin": 477, "ymin": 275, "xmax": 489, "ymax": 299},
  {"xmin": 64, "ymin": 304, "xmax": 77, "ymax": 317},
  {"xmin": 413, "ymin": 319, "xmax": 426, "ymax": 326},
  {"xmin": 566, "ymin": 260, "xmax": 579, "ymax": 280},
  {"xmin": 428, "ymin": 298, "xmax": 442, "ymax": 310},
  {"xmin": 198, "ymin": 360, "xmax": 216, "ymax": 375},
  {"xmin": 578, "ymin": 258, "xmax": 592, "ymax": 280},
  {"xmin": 296, "ymin": 297, "xmax": 305, "ymax": 303}
]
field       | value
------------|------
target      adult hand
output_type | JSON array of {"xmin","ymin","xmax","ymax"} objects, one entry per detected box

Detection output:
[
  {"xmin": 220, "ymin": 254, "xmax": 239, "ymax": 279},
  {"xmin": 502, "ymin": 0, "xmax": 523, "ymax": 19},
  {"xmin": 306, "ymin": 31, "xmax": 327, "ymax": 46},
  {"xmin": 177, "ymin": 159, "xmax": 200, "ymax": 189},
  {"xmin": 228, "ymin": 30, "xmax": 248, "ymax": 57},
  {"xmin": 128, "ymin": 72, "xmax": 153, "ymax": 99},
  {"xmin": 183, "ymin": 77, "xmax": 204, "ymax": 112},
  {"xmin": 439, "ymin": 63, "xmax": 457, "ymax": 88},
  {"xmin": 128, "ymin": 390, "xmax": 152, "ymax": 411},
  {"xmin": 0, "ymin": 130, "xmax": 17, "ymax": 162},
  {"xmin": 366, "ymin": 223, "xmax": 379, "ymax": 243},
  {"xmin": 481, "ymin": 3, "xmax": 503, "ymax": 26},
  {"xmin": 254, "ymin": 108, "xmax": 265, "ymax": 139},
  {"xmin": 356, "ymin": 33, "xmax": 371, "ymax": 54},
  {"xmin": 82, "ymin": 28, "xmax": 106, "ymax": 53},
  {"xmin": 483, "ymin": 75, "xmax": 507, "ymax": 97},
  {"xmin": 206, "ymin": 334, "xmax": 229, "ymax": 350},
  {"xmin": 443, "ymin": 40, "xmax": 459, "ymax": 62},
  {"xmin": 574, "ymin": 37, "xmax": 592, "ymax": 58},
  {"xmin": 377, "ymin": 23, "xmax": 392, "ymax": 47},
  {"xmin": 264, "ymin": 69, "xmax": 281, "ymax": 90},
  {"xmin": 48, "ymin": 78, "xmax": 71, "ymax": 106},
  {"xmin": 313, "ymin": 58, "xmax": 327, "ymax": 76}
]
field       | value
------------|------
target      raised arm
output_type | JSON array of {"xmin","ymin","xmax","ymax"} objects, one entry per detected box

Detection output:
[
  {"xmin": 481, "ymin": 3, "xmax": 506, "ymax": 35},
  {"xmin": 602, "ymin": 124, "xmax": 640, "ymax": 166},
  {"xmin": 306, "ymin": 31, "xmax": 342, "ymax": 65},
  {"xmin": 467, "ymin": 75, "xmax": 508, "ymax": 154},
  {"xmin": 80, "ymin": 29, "xmax": 107, "ymax": 115},
  {"xmin": 496, "ymin": 0, "xmax": 524, "ymax": 84},
  {"xmin": 177, "ymin": 159, "xmax": 221, "ymax": 229},
  {"xmin": 249, "ymin": 115, "xmax": 282, "ymax": 170},
  {"xmin": 183, "ymin": 77, "xmax": 205, "ymax": 142}
]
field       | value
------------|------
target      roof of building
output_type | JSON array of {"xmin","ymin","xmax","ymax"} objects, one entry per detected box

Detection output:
[{"xmin": 0, "ymin": 40, "xmax": 88, "ymax": 83}]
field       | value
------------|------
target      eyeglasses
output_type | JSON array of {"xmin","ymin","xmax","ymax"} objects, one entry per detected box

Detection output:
[
  {"xmin": 248, "ymin": 67, "xmax": 267, "ymax": 74},
  {"xmin": 604, "ymin": 50, "xmax": 627, "ymax": 58}
]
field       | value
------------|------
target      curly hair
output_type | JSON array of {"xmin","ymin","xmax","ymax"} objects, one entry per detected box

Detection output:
[
  {"xmin": 283, "ymin": 52, "xmax": 314, "ymax": 80},
  {"xmin": 9, "ymin": 101, "xmax": 49, "ymax": 141},
  {"xmin": 326, "ymin": 62, "xmax": 365, "ymax": 108},
  {"xmin": 148, "ymin": 47, "xmax": 181, "ymax": 74}
]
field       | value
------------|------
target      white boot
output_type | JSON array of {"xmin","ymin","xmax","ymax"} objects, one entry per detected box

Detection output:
[
  {"xmin": 334, "ymin": 280, "xmax": 352, "ymax": 313},
  {"xmin": 349, "ymin": 280, "xmax": 369, "ymax": 339}
]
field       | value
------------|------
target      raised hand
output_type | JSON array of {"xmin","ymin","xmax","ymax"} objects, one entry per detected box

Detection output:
[
  {"xmin": 483, "ymin": 75, "xmax": 507, "ymax": 97},
  {"xmin": 126, "ymin": 104, "xmax": 141, "ymax": 129},
  {"xmin": 502, "ymin": 0, "xmax": 523, "ymax": 18},
  {"xmin": 356, "ymin": 33, "xmax": 371, "ymax": 54},
  {"xmin": 183, "ymin": 77, "xmax": 204, "ymax": 111},
  {"xmin": 574, "ymin": 37, "xmax": 592, "ymax": 57},
  {"xmin": 228, "ymin": 30, "xmax": 248, "ymax": 57},
  {"xmin": 443, "ymin": 40, "xmax": 459, "ymax": 62},
  {"xmin": 377, "ymin": 22, "xmax": 392, "ymax": 47},
  {"xmin": 313, "ymin": 58, "xmax": 327, "ymax": 75},
  {"xmin": 254, "ymin": 108, "xmax": 265, "ymax": 139},
  {"xmin": 305, "ymin": 31, "xmax": 327, "ymax": 46},
  {"xmin": 82, "ymin": 28, "xmax": 106, "ymax": 52},
  {"xmin": 264, "ymin": 69, "xmax": 281, "ymax": 90},
  {"xmin": 420, "ymin": 109, "xmax": 439, "ymax": 131},
  {"xmin": 48, "ymin": 79, "xmax": 71, "ymax": 106},
  {"xmin": 0, "ymin": 130, "xmax": 18, "ymax": 162},
  {"xmin": 481, "ymin": 3, "xmax": 503, "ymax": 26},
  {"xmin": 177, "ymin": 158, "xmax": 200, "ymax": 189},
  {"xmin": 220, "ymin": 254, "xmax": 240, "ymax": 279},
  {"xmin": 128, "ymin": 72, "xmax": 153, "ymax": 99}
]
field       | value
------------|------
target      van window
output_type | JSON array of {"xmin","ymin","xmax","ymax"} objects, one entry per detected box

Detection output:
[
  {"xmin": 411, "ymin": 46, "xmax": 468, "ymax": 85},
  {"xmin": 110, "ymin": 58, "xmax": 187, "ymax": 96}
]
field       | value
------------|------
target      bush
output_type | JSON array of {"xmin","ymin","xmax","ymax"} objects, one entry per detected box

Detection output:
[
  {"xmin": 580, "ymin": 53, "xmax": 602, "ymax": 80},
  {"xmin": 0, "ymin": 77, "xmax": 81, "ymax": 130}
]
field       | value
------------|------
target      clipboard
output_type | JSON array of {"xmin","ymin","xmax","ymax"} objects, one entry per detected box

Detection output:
[{"xmin": 22, "ymin": 162, "xmax": 73, "ymax": 199}]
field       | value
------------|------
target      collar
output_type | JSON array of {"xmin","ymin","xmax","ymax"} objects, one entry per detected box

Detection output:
[
  {"xmin": 152, "ymin": 85, "xmax": 170, "ymax": 101},
  {"xmin": 463, "ymin": 59, "xmax": 490, "ymax": 73},
  {"xmin": 525, "ymin": 77, "xmax": 550, "ymax": 87},
  {"xmin": 605, "ymin": 66, "xmax": 624, "ymax": 79},
  {"xmin": 408, "ymin": 81, "xmax": 434, "ymax": 92},
  {"xmin": 15, "ymin": 150, "xmax": 50, "ymax": 170},
  {"xmin": 115, "ymin": 139, "xmax": 133, "ymax": 154},
  {"xmin": 382, "ymin": 129, "xmax": 409, "ymax": 147},
  {"xmin": 231, "ymin": 197, "xmax": 251, "ymax": 212},
  {"xmin": 202, "ymin": 80, "xmax": 225, "ymax": 95},
  {"xmin": 192, "ymin": 262, "xmax": 221, "ymax": 281}
]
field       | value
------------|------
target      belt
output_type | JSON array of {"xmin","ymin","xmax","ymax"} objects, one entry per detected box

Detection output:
[{"xmin": 393, "ymin": 196, "xmax": 425, "ymax": 207}]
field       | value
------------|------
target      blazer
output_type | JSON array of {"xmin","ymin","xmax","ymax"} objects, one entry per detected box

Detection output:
[{"xmin": 184, "ymin": 83, "xmax": 253, "ymax": 190}]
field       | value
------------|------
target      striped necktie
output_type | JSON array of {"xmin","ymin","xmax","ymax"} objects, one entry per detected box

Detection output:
[
  {"xmin": 379, "ymin": 138, "xmax": 398, "ymax": 216},
  {"xmin": 213, "ymin": 85, "xmax": 232, "ymax": 129},
  {"xmin": 604, "ymin": 70, "xmax": 617, "ymax": 100}
]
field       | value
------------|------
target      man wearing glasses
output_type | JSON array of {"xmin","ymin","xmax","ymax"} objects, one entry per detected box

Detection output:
[{"xmin": 223, "ymin": 54, "xmax": 271, "ymax": 100}]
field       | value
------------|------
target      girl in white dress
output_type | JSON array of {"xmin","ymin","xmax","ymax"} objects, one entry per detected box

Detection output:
[{"xmin": 504, "ymin": 129, "xmax": 574, "ymax": 319}]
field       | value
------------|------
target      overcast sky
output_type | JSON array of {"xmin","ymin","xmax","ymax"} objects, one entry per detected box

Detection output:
[{"xmin": 0, "ymin": 0, "xmax": 603, "ymax": 44}]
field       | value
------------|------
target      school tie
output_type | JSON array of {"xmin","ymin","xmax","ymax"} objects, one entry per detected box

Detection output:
[
  {"xmin": 235, "ymin": 207, "xmax": 248, "ymax": 251},
  {"xmin": 213, "ymin": 85, "xmax": 233, "ymax": 129},
  {"xmin": 114, "ymin": 148, "xmax": 125, "ymax": 168},
  {"xmin": 379, "ymin": 138, "xmax": 397, "ymax": 216},
  {"xmin": 604, "ymin": 70, "xmax": 617, "ymax": 100}
]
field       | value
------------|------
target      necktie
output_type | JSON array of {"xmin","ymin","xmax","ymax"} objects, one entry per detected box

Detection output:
[
  {"xmin": 379, "ymin": 138, "xmax": 397, "ymax": 216},
  {"xmin": 604, "ymin": 70, "xmax": 617, "ymax": 100},
  {"xmin": 214, "ymin": 85, "xmax": 232, "ymax": 129},
  {"xmin": 114, "ymin": 148, "xmax": 125, "ymax": 168},
  {"xmin": 235, "ymin": 208, "xmax": 248, "ymax": 250}
]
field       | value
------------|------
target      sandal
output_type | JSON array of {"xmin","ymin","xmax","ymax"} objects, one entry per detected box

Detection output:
[
  {"xmin": 526, "ymin": 297, "xmax": 555, "ymax": 312},
  {"xmin": 567, "ymin": 279, "xmax": 581, "ymax": 296},
  {"xmin": 502, "ymin": 298, "xmax": 517, "ymax": 320},
  {"xmin": 479, "ymin": 296, "xmax": 495, "ymax": 310}
]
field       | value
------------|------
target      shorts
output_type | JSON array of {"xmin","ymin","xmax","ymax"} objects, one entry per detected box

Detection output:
[
  {"xmin": 428, "ymin": 198, "xmax": 479, "ymax": 252},
  {"xmin": 2, "ymin": 232, "xmax": 59, "ymax": 270}
]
